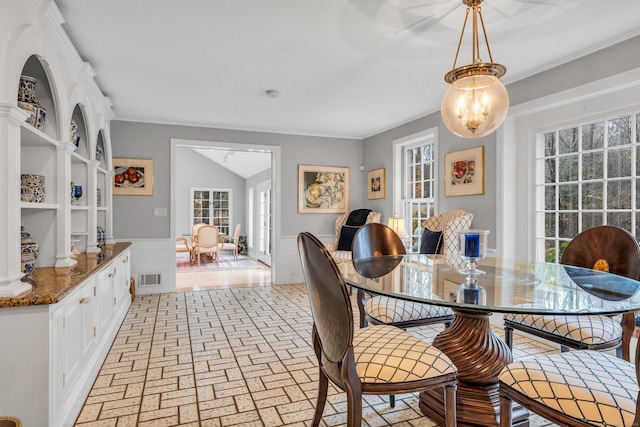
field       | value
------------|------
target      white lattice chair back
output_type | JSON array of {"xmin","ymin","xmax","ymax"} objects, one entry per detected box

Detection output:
[
  {"xmin": 422, "ymin": 209, "xmax": 473, "ymax": 268},
  {"xmin": 326, "ymin": 211, "xmax": 382, "ymax": 262}
]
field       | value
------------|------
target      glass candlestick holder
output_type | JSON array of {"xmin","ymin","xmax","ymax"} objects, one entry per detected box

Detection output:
[
  {"xmin": 457, "ymin": 275, "xmax": 487, "ymax": 305},
  {"xmin": 458, "ymin": 229, "xmax": 489, "ymax": 275}
]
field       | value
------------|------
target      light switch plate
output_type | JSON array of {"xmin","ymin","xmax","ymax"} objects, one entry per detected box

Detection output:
[{"xmin": 153, "ymin": 208, "xmax": 167, "ymax": 217}]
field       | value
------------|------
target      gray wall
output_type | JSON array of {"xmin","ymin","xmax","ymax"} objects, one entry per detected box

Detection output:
[
  {"xmin": 110, "ymin": 121, "xmax": 363, "ymax": 240},
  {"xmin": 362, "ymin": 34, "xmax": 640, "ymax": 249},
  {"xmin": 175, "ymin": 147, "xmax": 246, "ymax": 237},
  {"xmin": 111, "ymin": 35, "xmax": 640, "ymax": 249},
  {"xmin": 363, "ymin": 114, "xmax": 498, "ymax": 246}
]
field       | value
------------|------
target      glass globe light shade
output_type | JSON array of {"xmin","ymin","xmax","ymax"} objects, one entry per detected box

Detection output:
[{"xmin": 441, "ymin": 73, "xmax": 509, "ymax": 138}]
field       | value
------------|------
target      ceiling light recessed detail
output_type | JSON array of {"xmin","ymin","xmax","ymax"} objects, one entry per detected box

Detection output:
[
  {"xmin": 265, "ymin": 90, "xmax": 280, "ymax": 99},
  {"xmin": 441, "ymin": 0, "xmax": 509, "ymax": 139}
]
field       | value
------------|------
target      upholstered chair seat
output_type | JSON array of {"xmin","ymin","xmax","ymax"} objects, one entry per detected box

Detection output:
[
  {"xmin": 504, "ymin": 312, "xmax": 622, "ymax": 347},
  {"xmin": 365, "ymin": 296, "xmax": 453, "ymax": 326},
  {"xmin": 499, "ymin": 349, "xmax": 639, "ymax": 427}
]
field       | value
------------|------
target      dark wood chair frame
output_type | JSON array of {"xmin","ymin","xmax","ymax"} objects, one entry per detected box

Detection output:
[
  {"xmin": 298, "ymin": 232, "xmax": 458, "ymax": 427},
  {"xmin": 504, "ymin": 225, "xmax": 640, "ymax": 362},
  {"xmin": 352, "ymin": 223, "xmax": 453, "ymax": 329}
]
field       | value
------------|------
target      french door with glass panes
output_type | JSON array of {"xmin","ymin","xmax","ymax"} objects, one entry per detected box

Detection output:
[
  {"xmin": 256, "ymin": 180, "xmax": 271, "ymax": 266},
  {"xmin": 190, "ymin": 188, "xmax": 232, "ymax": 236}
]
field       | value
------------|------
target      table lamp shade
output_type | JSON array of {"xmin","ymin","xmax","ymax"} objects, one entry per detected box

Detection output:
[{"xmin": 387, "ymin": 217, "xmax": 408, "ymax": 239}]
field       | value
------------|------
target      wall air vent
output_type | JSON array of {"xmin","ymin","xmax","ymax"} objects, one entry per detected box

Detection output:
[{"xmin": 138, "ymin": 273, "xmax": 161, "ymax": 287}]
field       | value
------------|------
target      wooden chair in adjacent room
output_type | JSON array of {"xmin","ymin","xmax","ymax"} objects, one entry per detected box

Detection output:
[
  {"xmin": 297, "ymin": 232, "xmax": 458, "ymax": 427},
  {"xmin": 503, "ymin": 225, "xmax": 640, "ymax": 361},
  {"xmin": 175, "ymin": 237, "xmax": 193, "ymax": 263},
  {"xmin": 194, "ymin": 225, "xmax": 220, "ymax": 266},
  {"xmin": 191, "ymin": 222, "xmax": 207, "ymax": 248},
  {"xmin": 219, "ymin": 223, "xmax": 241, "ymax": 260}
]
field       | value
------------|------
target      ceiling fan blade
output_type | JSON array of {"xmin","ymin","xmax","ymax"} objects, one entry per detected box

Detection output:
[{"xmin": 390, "ymin": 2, "xmax": 461, "ymax": 35}]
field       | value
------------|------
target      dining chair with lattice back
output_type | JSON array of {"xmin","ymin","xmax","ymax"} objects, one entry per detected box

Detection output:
[
  {"xmin": 297, "ymin": 232, "xmax": 458, "ymax": 427},
  {"xmin": 499, "ymin": 323, "xmax": 640, "ymax": 427},
  {"xmin": 503, "ymin": 225, "xmax": 640, "ymax": 361},
  {"xmin": 195, "ymin": 225, "xmax": 220, "ymax": 266},
  {"xmin": 352, "ymin": 223, "xmax": 453, "ymax": 330},
  {"xmin": 352, "ymin": 222, "xmax": 454, "ymax": 408}
]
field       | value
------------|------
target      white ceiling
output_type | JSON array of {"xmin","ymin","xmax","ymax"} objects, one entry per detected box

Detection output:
[
  {"xmin": 192, "ymin": 148, "xmax": 271, "ymax": 179},
  {"xmin": 55, "ymin": 0, "xmax": 640, "ymax": 139}
]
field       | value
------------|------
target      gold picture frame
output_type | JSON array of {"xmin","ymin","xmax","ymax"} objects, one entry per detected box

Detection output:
[
  {"xmin": 367, "ymin": 168, "xmax": 386, "ymax": 200},
  {"xmin": 444, "ymin": 146, "xmax": 484, "ymax": 196},
  {"xmin": 113, "ymin": 158, "xmax": 154, "ymax": 196},
  {"xmin": 298, "ymin": 164, "xmax": 349, "ymax": 213}
]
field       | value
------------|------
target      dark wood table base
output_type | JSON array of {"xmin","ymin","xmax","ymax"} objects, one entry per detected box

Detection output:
[{"xmin": 419, "ymin": 308, "xmax": 529, "ymax": 427}]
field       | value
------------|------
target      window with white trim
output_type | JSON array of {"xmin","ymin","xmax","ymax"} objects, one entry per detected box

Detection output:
[
  {"xmin": 190, "ymin": 188, "xmax": 232, "ymax": 236},
  {"xmin": 536, "ymin": 112, "xmax": 640, "ymax": 262},
  {"xmin": 399, "ymin": 135, "xmax": 437, "ymax": 252}
]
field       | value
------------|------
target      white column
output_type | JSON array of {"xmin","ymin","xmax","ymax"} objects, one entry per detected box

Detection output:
[
  {"xmin": 86, "ymin": 159, "xmax": 101, "ymax": 254},
  {"xmin": 0, "ymin": 104, "xmax": 32, "ymax": 296},
  {"xmin": 55, "ymin": 142, "xmax": 77, "ymax": 269}
]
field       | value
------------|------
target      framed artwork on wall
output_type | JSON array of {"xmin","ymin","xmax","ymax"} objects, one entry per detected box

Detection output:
[
  {"xmin": 113, "ymin": 158, "xmax": 154, "ymax": 196},
  {"xmin": 444, "ymin": 146, "xmax": 484, "ymax": 197},
  {"xmin": 298, "ymin": 164, "xmax": 349, "ymax": 213},
  {"xmin": 367, "ymin": 168, "xmax": 386, "ymax": 200}
]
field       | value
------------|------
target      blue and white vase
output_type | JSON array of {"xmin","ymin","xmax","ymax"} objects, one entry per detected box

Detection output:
[
  {"xmin": 69, "ymin": 119, "xmax": 80, "ymax": 150},
  {"xmin": 95, "ymin": 144, "xmax": 104, "ymax": 163},
  {"xmin": 17, "ymin": 75, "xmax": 46, "ymax": 131},
  {"xmin": 21, "ymin": 253, "xmax": 35, "ymax": 277},
  {"xmin": 97, "ymin": 226, "xmax": 106, "ymax": 247},
  {"xmin": 20, "ymin": 226, "xmax": 38, "ymax": 276},
  {"xmin": 21, "ymin": 174, "xmax": 45, "ymax": 203}
]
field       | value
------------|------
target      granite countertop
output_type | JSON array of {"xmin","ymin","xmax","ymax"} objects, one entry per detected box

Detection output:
[{"xmin": 0, "ymin": 242, "xmax": 132, "ymax": 308}]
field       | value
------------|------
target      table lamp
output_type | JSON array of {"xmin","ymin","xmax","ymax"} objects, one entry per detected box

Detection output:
[{"xmin": 387, "ymin": 217, "xmax": 409, "ymax": 250}]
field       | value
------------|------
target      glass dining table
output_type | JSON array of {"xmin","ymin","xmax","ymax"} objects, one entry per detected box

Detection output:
[{"xmin": 338, "ymin": 254, "xmax": 640, "ymax": 427}]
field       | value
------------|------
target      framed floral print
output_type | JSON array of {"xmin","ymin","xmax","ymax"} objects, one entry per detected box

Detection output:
[
  {"xmin": 367, "ymin": 168, "xmax": 386, "ymax": 200},
  {"xmin": 444, "ymin": 146, "xmax": 484, "ymax": 196},
  {"xmin": 298, "ymin": 165, "xmax": 349, "ymax": 213},
  {"xmin": 113, "ymin": 158, "xmax": 154, "ymax": 196}
]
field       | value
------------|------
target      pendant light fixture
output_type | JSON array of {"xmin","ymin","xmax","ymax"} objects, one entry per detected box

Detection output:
[{"xmin": 441, "ymin": 0, "xmax": 509, "ymax": 138}]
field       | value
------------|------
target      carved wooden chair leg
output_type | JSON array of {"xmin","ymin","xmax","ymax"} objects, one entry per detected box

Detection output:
[
  {"xmin": 444, "ymin": 383, "xmax": 457, "ymax": 427},
  {"xmin": 620, "ymin": 311, "xmax": 634, "ymax": 361},
  {"xmin": 499, "ymin": 395, "xmax": 512, "ymax": 427},
  {"xmin": 504, "ymin": 325, "xmax": 513, "ymax": 350},
  {"xmin": 312, "ymin": 329, "xmax": 327, "ymax": 427},
  {"xmin": 356, "ymin": 289, "xmax": 367, "ymax": 328}
]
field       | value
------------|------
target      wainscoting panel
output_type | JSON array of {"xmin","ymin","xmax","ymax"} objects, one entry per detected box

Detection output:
[{"xmin": 117, "ymin": 238, "xmax": 176, "ymax": 295}]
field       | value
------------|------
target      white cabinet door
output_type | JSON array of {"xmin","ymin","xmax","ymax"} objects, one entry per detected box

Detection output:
[
  {"xmin": 55, "ymin": 281, "xmax": 95, "ymax": 400},
  {"xmin": 113, "ymin": 251, "xmax": 131, "ymax": 309},
  {"xmin": 95, "ymin": 268, "xmax": 112, "ymax": 335}
]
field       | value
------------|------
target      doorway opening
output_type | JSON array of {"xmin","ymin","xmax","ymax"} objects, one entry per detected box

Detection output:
[{"xmin": 170, "ymin": 138, "xmax": 280, "ymax": 291}]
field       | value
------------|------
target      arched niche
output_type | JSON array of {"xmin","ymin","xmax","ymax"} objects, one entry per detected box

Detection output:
[
  {"xmin": 70, "ymin": 104, "xmax": 89, "ymax": 158},
  {"xmin": 19, "ymin": 55, "xmax": 59, "ymax": 140}
]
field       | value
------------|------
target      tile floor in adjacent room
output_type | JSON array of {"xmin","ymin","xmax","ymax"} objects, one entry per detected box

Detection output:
[{"xmin": 73, "ymin": 283, "xmax": 562, "ymax": 427}]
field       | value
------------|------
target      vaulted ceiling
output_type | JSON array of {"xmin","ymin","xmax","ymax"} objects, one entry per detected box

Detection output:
[{"xmin": 56, "ymin": 0, "xmax": 640, "ymax": 139}]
